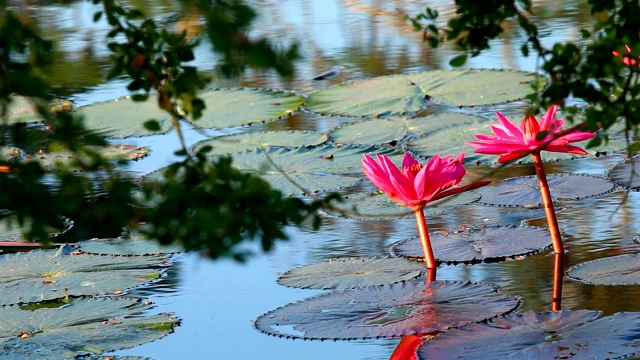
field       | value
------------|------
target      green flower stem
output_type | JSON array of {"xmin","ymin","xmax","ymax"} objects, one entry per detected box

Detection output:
[
  {"xmin": 532, "ymin": 151, "xmax": 564, "ymax": 254},
  {"xmin": 414, "ymin": 209, "xmax": 437, "ymax": 272}
]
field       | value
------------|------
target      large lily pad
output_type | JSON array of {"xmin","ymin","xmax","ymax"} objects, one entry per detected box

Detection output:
[
  {"xmin": 390, "ymin": 225, "xmax": 552, "ymax": 265},
  {"xmin": 78, "ymin": 237, "xmax": 183, "ymax": 256},
  {"xmin": 327, "ymin": 190, "xmax": 481, "ymax": 220},
  {"xmin": 1, "ymin": 96, "xmax": 73, "ymax": 125},
  {"xmin": 0, "ymin": 214, "xmax": 72, "ymax": 243},
  {"xmin": 0, "ymin": 248, "xmax": 168, "ymax": 305},
  {"xmin": 76, "ymin": 96, "xmax": 174, "ymax": 138},
  {"xmin": 566, "ymin": 253, "xmax": 640, "ymax": 285},
  {"xmin": 329, "ymin": 113, "xmax": 486, "ymax": 147},
  {"xmin": 17, "ymin": 145, "xmax": 150, "ymax": 172},
  {"xmin": 417, "ymin": 310, "xmax": 640, "ymax": 359},
  {"xmin": 0, "ymin": 296, "xmax": 179, "ymax": 359},
  {"xmin": 474, "ymin": 174, "xmax": 616, "ymax": 207},
  {"xmin": 277, "ymin": 257, "xmax": 425, "ymax": 290},
  {"xmin": 608, "ymin": 156, "xmax": 640, "ymax": 190},
  {"xmin": 192, "ymin": 130, "xmax": 328, "ymax": 156},
  {"xmin": 188, "ymin": 88, "xmax": 303, "ymax": 129},
  {"xmin": 255, "ymin": 280, "xmax": 520, "ymax": 340},
  {"xmin": 306, "ymin": 69, "xmax": 546, "ymax": 117}
]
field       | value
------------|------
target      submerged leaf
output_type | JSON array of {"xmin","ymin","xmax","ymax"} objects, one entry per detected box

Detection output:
[
  {"xmin": 0, "ymin": 297, "xmax": 179, "ymax": 359},
  {"xmin": 566, "ymin": 253, "xmax": 640, "ymax": 285},
  {"xmin": 390, "ymin": 225, "xmax": 552, "ymax": 264},
  {"xmin": 277, "ymin": 257, "xmax": 424, "ymax": 290},
  {"xmin": 417, "ymin": 310, "xmax": 640, "ymax": 359},
  {"xmin": 255, "ymin": 280, "xmax": 520, "ymax": 340},
  {"xmin": 475, "ymin": 174, "xmax": 616, "ymax": 207}
]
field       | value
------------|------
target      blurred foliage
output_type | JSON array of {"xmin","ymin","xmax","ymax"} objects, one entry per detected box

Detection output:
[
  {"xmin": 0, "ymin": 0, "xmax": 337, "ymax": 261},
  {"xmin": 406, "ymin": 0, "xmax": 640, "ymax": 151}
]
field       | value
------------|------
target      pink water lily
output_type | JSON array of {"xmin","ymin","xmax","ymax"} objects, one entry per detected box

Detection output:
[
  {"xmin": 362, "ymin": 153, "xmax": 488, "ymax": 273},
  {"xmin": 613, "ymin": 44, "xmax": 640, "ymax": 70},
  {"xmin": 465, "ymin": 105, "xmax": 596, "ymax": 163}
]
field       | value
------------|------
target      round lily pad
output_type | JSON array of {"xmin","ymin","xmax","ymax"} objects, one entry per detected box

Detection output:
[
  {"xmin": 277, "ymin": 257, "xmax": 425, "ymax": 290},
  {"xmin": 390, "ymin": 225, "xmax": 552, "ymax": 265},
  {"xmin": 192, "ymin": 130, "xmax": 328, "ymax": 156},
  {"xmin": 327, "ymin": 190, "xmax": 481, "ymax": 220},
  {"xmin": 0, "ymin": 214, "xmax": 72, "ymax": 243},
  {"xmin": 0, "ymin": 296, "xmax": 179, "ymax": 359},
  {"xmin": 18, "ymin": 145, "xmax": 150, "ymax": 172},
  {"xmin": 0, "ymin": 247, "xmax": 168, "ymax": 305},
  {"xmin": 566, "ymin": 253, "xmax": 640, "ymax": 285},
  {"xmin": 417, "ymin": 310, "xmax": 640, "ymax": 359},
  {"xmin": 1, "ymin": 146, "xmax": 21, "ymax": 162},
  {"xmin": 78, "ymin": 237, "xmax": 183, "ymax": 256},
  {"xmin": 474, "ymin": 174, "xmax": 616, "ymax": 207},
  {"xmin": 76, "ymin": 96, "xmax": 174, "ymax": 138},
  {"xmin": 306, "ymin": 69, "xmax": 546, "ymax": 117},
  {"xmin": 329, "ymin": 112, "xmax": 486, "ymax": 147},
  {"xmin": 188, "ymin": 88, "xmax": 303, "ymax": 129},
  {"xmin": 607, "ymin": 156, "xmax": 640, "ymax": 190},
  {"xmin": 1, "ymin": 96, "xmax": 72, "ymax": 125},
  {"xmin": 255, "ymin": 280, "xmax": 520, "ymax": 340}
]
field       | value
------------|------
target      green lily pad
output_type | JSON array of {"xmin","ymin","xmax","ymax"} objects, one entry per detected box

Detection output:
[
  {"xmin": 255, "ymin": 280, "xmax": 520, "ymax": 340},
  {"xmin": 76, "ymin": 96, "xmax": 174, "ymax": 138},
  {"xmin": 192, "ymin": 130, "xmax": 328, "ymax": 155},
  {"xmin": 306, "ymin": 69, "xmax": 546, "ymax": 117},
  {"xmin": 390, "ymin": 225, "xmax": 552, "ymax": 265},
  {"xmin": 0, "ymin": 296, "xmax": 179, "ymax": 359},
  {"xmin": 0, "ymin": 213, "xmax": 72, "ymax": 242},
  {"xmin": 327, "ymin": 190, "xmax": 481, "ymax": 220},
  {"xmin": 329, "ymin": 113, "xmax": 486, "ymax": 147},
  {"xmin": 17, "ymin": 145, "xmax": 150, "ymax": 172},
  {"xmin": 1, "ymin": 96, "xmax": 73, "ymax": 125},
  {"xmin": 78, "ymin": 237, "xmax": 183, "ymax": 256},
  {"xmin": 0, "ymin": 247, "xmax": 168, "ymax": 305},
  {"xmin": 608, "ymin": 156, "xmax": 640, "ymax": 190},
  {"xmin": 474, "ymin": 174, "xmax": 616, "ymax": 207},
  {"xmin": 1, "ymin": 146, "xmax": 21, "ymax": 162},
  {"xmin": 417, "ymin": 310, "xmax": 640, "ymax": 359},
  {"xmin": 566, "ymin": 253, "xmax": 640, "ymax": 285},
  {"xmin": 277, "ymin": 257, "xmax": 425, "ymax": 290},
  {"xmin": 188, "ymin": 88, "xmax": 303, "ymax": 129}
]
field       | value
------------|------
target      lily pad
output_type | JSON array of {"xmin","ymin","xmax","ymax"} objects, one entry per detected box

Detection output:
[
  {"xmin": 17, "ymin": 145, "xmax": 150, "ymax": 172},
  {"xmin": 255, "ymin": 280, "xmax": 520, "ymax": 340},
  {"xmin": 390, "ymin": 225, "xmax": 552, "ymax": 265},
  {"xmin": 192, "ymin": 130, "xmax": 328, "ymax": 155},
  {"xmin": 277, "ymin": 257, "xmax": 425, "ymax": 290},
  {"xmin": 1, "ymin": 96, "xmax": 73, "ymax": 125},
  {"xmin": 327, "ymin": 190, "xmax": 481, "ymax": 220},
  {"xmin": 76, "ymin": 96, "xmax": 174, "ymax": 138},
  {"xmin": 78, "ymin": 237, "xmax": 183, "ymax": 256},
  {"xmin": 329, "ymin": 113, "xmax": 486, "ymax": 147},
  {"xmin": 474, "ymin": 174, "xmax": 616, "ymax": 207},
  {"xmin": 0, "ymin": 214, "xmax": 72, "ymax": 243},
  {"xmin": 608, "ymin": 156, "xmax": 640, "ymax": 190},
  {"xmin": 0, "ymin": 248, "xmax": 168, "ymax": 305},
  {"xmin": 306, "ymin": 69, "xmax": 546, "ymax": 117},
  {"xmin": 566, "ymin": 253, "xmax": 640, "ymax": 285},
  {"xmin": 188, "ymin": 88, "xmax": 303, "ymax": 129},
  {"xmin": 417, "ymin": 310, "xmax": 640, "ymax": 360},
  {"xmin": 0, "ymin": 296, "xmax": 179, "ymax": 359},
  {"xmin": 1, "ymin": 146, "xmax": 21, "ymax": 162}
]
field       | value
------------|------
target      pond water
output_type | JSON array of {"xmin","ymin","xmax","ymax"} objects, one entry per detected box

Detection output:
[{"xmin": 14, "ymin": 1, "xmax": 640, "ymax": 359}]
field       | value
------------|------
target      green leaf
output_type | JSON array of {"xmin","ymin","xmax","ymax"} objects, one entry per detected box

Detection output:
[
  {"xmin": 449, "ymin": 54, "xmax": 468, "ymax": 67},
  {"xmin": 78, "ymin": 237, "xmax": 183, "ymax": 256},
  {"xmin": 566, "ymin": 253, "xmax": 640, "ymax": 285},
  {"xmin": 192, "ymin": 130, "xmax": 328, "ymax": 156},
  {"xmin": 143, "ymin": 119, "xmax": 161, "ymax": 132}
]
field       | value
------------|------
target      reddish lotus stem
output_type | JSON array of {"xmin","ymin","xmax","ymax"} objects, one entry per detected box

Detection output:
[
  {"xmin": 531, "ymin": 152, "xmax": 564, "ymax": 254},
  {"xmin": 552, "ymin": 252, "xmax": 564, "ymax": 311},
  {"xmin": 390, "ymin": 334, "xmax": 425, "ymax": 360},
  {"xmin": 414, "ymin": 209, "xmax": 437, "ymax": 272}
]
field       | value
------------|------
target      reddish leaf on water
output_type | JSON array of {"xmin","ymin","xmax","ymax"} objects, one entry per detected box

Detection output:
[
  {"xmin": 417, "ymin": 310, "xmax": 640, "ymax": 359},
  {"xmin": 255, "ymin": 280, "xmax": 520, "ymax": 340}
]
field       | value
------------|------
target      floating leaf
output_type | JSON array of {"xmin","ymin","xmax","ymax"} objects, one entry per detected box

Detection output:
[
  {"xmin": 0, "ymin": 297, "xmax": 179, "ymax": 359},
  {"xmin": 306, "ymin": 69, "xmax": 545, "ymax": 117},
  {"xmin": 474, "ymin": 174, "xmax": 616, "ymax": 207},
  {"xmin": 277, "ymin": 257, "xmax": 425, "ymax": 290},
  {"xmin": 327, "ymin": 190, "xmax": 481, "ymax": 220},
  {"xmin": 0, "ymin": 248, "xmax": 167, "ymax": 305},
  {"xmin": 78, "ymin": 237, "xmax": 183, "ymax": 256},
  {"xmin": 255, "ymin": 280, "xmax": 520, "ymax": 340},
  {"xmin": 76, "ymin": 96, "xmax": 174, "ymax": 138},
  {"xmin": 0, "ymin": 213, "xmax": 72, "ymax": 243},
  {"xmin": 417, "ymin": 310, "xmax": 640, "ymax": 359},
  {"xmin": 608, "ymin": 156, "xmax": 640, "ymax": 190},
  {"xmin": 329, "ymin": 113, "xmax": 485, "ymax": 146},
  {"xmin": 566, "ymin": 253, "xmax": 640, "ymax": 285},
  {"xmin": 192, "ymin": 130, "xmax": 328, "ymax": 155},
  {"xmin": 188, "ymin": 88, "xmax": 303, "ymax": 129},
  {"xmin": 17, "ymin": 145, "xmax": 150, "ymax": 172},
  {"xmin": 1, "ymin": 146, "xmax": 21, "ymax": 162},
  {"xmin": 2, "ymin": 96, "xmax": 72, "ymax": 125},
  {"xmin": 390, "ymin": 225, "xmax": 552, "ymax": 265}
]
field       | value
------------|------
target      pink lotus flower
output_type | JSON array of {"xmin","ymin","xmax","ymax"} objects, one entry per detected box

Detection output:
[
  {"xmin": 361, "ymin": 153, "xmax": 466, "ymax": 211},
  {"xmin": 613, "ymin": 45, "xmax": 640, "ymax": 69},
  {"xmin": 465, "ymin": 105, "xmax": 595, "ymax": 163}
]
